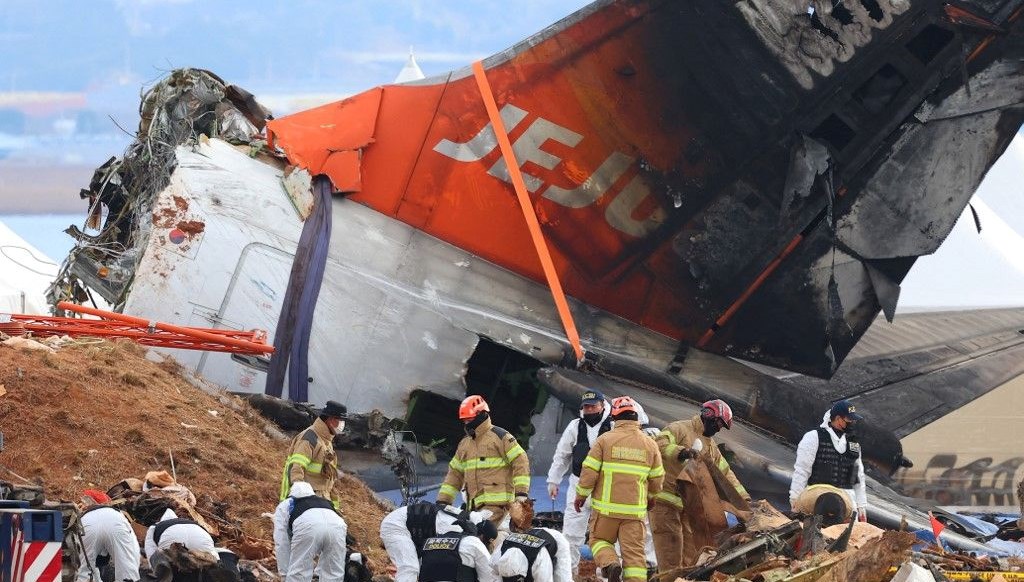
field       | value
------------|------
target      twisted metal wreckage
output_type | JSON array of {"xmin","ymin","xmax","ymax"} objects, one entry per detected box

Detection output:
[{"xmin": 46, "ymin": 0, "xmax": 1024, "ymax": 553}]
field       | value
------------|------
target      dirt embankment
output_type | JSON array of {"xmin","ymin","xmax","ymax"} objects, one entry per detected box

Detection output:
[{"xmin": 0, "ymin": 339, "xmax": 391, "ymax": 571}]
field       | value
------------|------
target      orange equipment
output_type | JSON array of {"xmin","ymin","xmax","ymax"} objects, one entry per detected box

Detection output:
[
  {"xmin": 458, "ymin": 395, "xmax": 490, "ymax": 421},
  {"xmin": 610, "ymin": 396, "xmax": 638, "ymax": 416},
  {"xmin": 3, "ymin": 302, "xmax": 273, "ymax": 355}
]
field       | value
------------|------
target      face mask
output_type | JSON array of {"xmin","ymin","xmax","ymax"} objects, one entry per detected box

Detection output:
[
  {"xmin": 335, "ymin": 420, "xmax": 346, "ymax": 434},
  {"xmin": 583, "ymin": 412, "xmax": 603, "ymax": 427},
  {"xmin": 701, "ymin": 418, "xmax": 720, "ymax": 438},
  {"xmin": 465, "ymin": 414, "xmax": 486, "ymax": 435}
]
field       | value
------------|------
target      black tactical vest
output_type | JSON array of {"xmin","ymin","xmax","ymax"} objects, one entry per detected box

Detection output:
[
  {"xmin": 407, "ymin": 503, "xmax": 477, "ymax": 557},
  {"xmin": 419, "ymin": 534, "xmax": 477, "ymax": 582},
  {"xmin": 500, "ymin": 529, "xmax": 557, "ymax": 582},
  {"xmin": 807, "ymin": 428, "xmax": 860, "ymax": 489},
  {"xmin": 153, "ymin": 518, "xmax": 200, "ymax": 545},
  {"xmin": 570, "ymin": 417, "xmax": 611, "ymax": 477},
  {"xmin": 288, "ymin": 495, "xmax": 336, "ymax": 535}
]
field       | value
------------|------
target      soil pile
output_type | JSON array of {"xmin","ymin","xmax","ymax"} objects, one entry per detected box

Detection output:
[{"xmin": 0, "ymin": 339, "xmax": 391, "ymax": 571}]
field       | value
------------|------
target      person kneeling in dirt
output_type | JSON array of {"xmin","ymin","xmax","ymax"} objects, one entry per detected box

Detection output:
[
  {"xmin": 77, "ymin": 490, "xmax": 141, "ymax": 582},
  {"xmin": 380, "ymin": 502, "xmax": 491, "ymax": 582},
  {"xmin": 274, "ymin": 481, "xmax": 348, "ymax": 582},
  {"xmin": 492, "ymin": 527, "xmax": 571, "ymax": 582},
  {"xmin": 417, "ymin": 519, "xmax": 499, "ymax": 582},
  {"xmin": 144, "ymin": 508, "xmax": 241, "ymax": 582},
  {"xmin": 145, "ymin": 509, "xmax": 218, "ymax": 563}
]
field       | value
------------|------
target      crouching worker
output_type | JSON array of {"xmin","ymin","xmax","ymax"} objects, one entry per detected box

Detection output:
[
  {"xmin": 380, "ymin": 502, "xmax": 490, "ymax": 582},
  {"xmin": 418, "ymin": 520, "xmax": 499, "ymax": 582},
  {"xmin": 145, "ymin": 508, "xmax": 238, "ymax": 582},
  {"xmin": 77, "ymin": 490, "xmax": 141, "ymax": 582},
  {"xmin": 274, "ymin": 482, "xmax": 348, "ymax": 582},
  {"xmin": 492, "ymin": 527, "xmax": 571, "ymax": 582}
]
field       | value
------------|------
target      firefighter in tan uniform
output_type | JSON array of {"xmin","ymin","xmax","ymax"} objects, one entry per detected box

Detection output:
[
  {"xmin": 651, "ymin": 399, "xmax": 750, "ymax": 571},
  {"xmin": 437, "ymin": 395, "xmax": 531, "ymax": 527},
  {"xmin": 280, "ymin": 401, "xmax": 347, "ymax": 506},
  {"xmin": 574, "ymin": 396, "xmax": 664, "ymax": 582}
]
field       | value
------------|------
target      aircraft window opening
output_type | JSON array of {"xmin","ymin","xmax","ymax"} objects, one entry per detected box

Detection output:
[
  {"xmin": 853, "ymin": 64, "xmax": 908, "ymax": 114},
  {"xmin": 810, "ymin": 114, "xmax": 856, "ymax": 152},
  {"xmin": 859, "ymin": 0, "xmax": 884, "ymax": 21},
  {"xmin": 905, "ymin": 24, "xmax": 956, "ymax": 65},
  {"xmin": 401, "ymin": 338, "xmax": 547, "ymax": 457},
  {"xmin": 807, "ymin": 10, "xmax": 842, "ymax": 43},
  {"xmin": 831, "ymin": 1, "xmax": 855, "ymax": 25}
]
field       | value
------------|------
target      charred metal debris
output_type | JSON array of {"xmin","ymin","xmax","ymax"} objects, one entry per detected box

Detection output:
[{"xmin": 48, "ymin": 69, "xmax": 274, "ymax": 310}]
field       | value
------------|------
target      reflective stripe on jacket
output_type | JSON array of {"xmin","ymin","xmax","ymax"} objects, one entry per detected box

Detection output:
[
  {"xmin": 575, "ymin": 420, "xmax": 664, "ymax": 520},
  {"xmin": 437, "ymin": 417, "xmax": 531, "ymax": 509},
  {"xmin": 280, "ymin": 417, "xmax": 338, "ymax": 503},
  {"xmin": 653, "ymin": 415, "xmax": 747, "ymax": 508}
]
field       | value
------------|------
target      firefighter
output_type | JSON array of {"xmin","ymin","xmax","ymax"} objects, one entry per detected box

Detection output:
[
  {"xmin": 789, "ymin": 400, "xmax": 867, "ymax": 523},
  {"xmin": 437, "ymin": 395, "xmax": 530, "ymax": 527},
  {"xmin": 380, "ymin": 502, "xmax": 491, "ymax": 582},
  {"xmin": 418, "ymin": 519, "xmax": 499, "ymax": 582},
  {"xmin": 574, "ymin": 396, "xmax": 664, "ymax": 582},
  {"xmin": 545, "ymin": 388, "xmax": 610, "ymax": 573},
  {"xmin": 280, "ymin": 400, "xmax": 347, "ymax": 505},
  {"xmin": 273, "ymin": 481, "xmax": 348, "ymax": 582},
  {"xmin": 651, "ymin": 399, "xmax": 750, "ymax": 571},
  {"xmin": 492, "ymin": 526, "xmax": 571, "ymax": 582},
  {"xmin": 76, "ymin": 490, "xmax": 141, "ymax": 582}
]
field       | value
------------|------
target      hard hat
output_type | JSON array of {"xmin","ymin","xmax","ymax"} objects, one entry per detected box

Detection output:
[
  {"xmin": 81, "ymin": 489, "xmax": 111, "ymax": 504},
  {"xmin": 610, "ymin": 396, "xmax": 638, "ymax": 416},
  {"xmin": 701, "ymin": 399, "xmax": 734, "ymax": 429},
  {"xmin": 458, "ymin": 395, "xmax": 490, "ymax": 421}
]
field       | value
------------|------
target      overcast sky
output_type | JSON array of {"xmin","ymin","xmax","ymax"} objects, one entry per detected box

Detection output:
[{"xmin": 0, "ymin": 0, "xmax": 590, "ymax": 101}]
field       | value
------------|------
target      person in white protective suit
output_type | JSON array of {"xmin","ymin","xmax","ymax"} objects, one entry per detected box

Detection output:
[
  {"xmin": 545, "ymin": 389, "xmax": 611, "ymax": 574},
  {"xmin": 491, "ymin": 526, "xmax": 571, "ymax": 582},
  {"xmin": 789, "ymin": 400, "xmax": 868, "ymax": 524},
  {"xmin": 379, "ymin": 502, "xmax": 491, "ymax": 582},
  {"xmin": 76, "ymin": 492, "xmax": 141, "ymax": 582},
  {"xmin": 144, "ymin": 508, "xmax": 218, "ymax": 561},
  {"xmin": 273, "ymin": 481, "xmax": 348, "ymax": 582}
]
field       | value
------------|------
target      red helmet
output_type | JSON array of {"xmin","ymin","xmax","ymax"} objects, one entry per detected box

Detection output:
[
  {"xmin": 610, "ymin": 396, "xmax": 638, "ymax": 416},
  {"xmin": 701, "ymin": 399, "xmax": 734, "ymax": 429},
  {"xmin": 458, "ymin": 395, "xmax": 490, "ymax": 421}
]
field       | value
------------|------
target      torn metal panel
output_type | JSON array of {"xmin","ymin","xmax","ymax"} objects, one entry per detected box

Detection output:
[
  {"xmin": 837, "ymin": 25, "xmax": 1024, "ymax": 259},
  {"xmin": 266, "ymin": 87, "xmax": 383, "ymax": 193},
  {"xmin": 864, "ymin": 261, "xmax": 900, "ymax": 323},
  {"xmin": 780, "ymin": 135, "xmax": 832, "ymax": 219}
]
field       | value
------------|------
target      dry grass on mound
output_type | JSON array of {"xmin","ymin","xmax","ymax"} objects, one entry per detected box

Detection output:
[{"xmin": 0, "ymin": 339, "xmax": 391, "ymax": 572}]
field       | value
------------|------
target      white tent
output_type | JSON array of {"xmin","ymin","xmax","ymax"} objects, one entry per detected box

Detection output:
[
  {"xmin": 0, "ymin": 219, "xmax": 56, "ymax": 314},
  {"xmin": 394, "ymin": 48, "xmax": 425, "ymax": 84}
]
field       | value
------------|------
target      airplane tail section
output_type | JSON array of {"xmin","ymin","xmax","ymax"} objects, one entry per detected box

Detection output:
[{"xmin": 267, "ymin": 0, "xmax": 1024, "ymax": 379}]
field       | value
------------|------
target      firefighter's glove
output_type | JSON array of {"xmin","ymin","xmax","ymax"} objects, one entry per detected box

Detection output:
[{"xmin": 677, "ymin": 449, "xmax": 697, "ymax": 461}]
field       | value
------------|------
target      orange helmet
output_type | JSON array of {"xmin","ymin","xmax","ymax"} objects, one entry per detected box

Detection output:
[
  {"xmin": 701, "ymin": 399, "xmax": 734, "ymax": 429},
  {"xmin": 458, "ymin": 395, "xmax": 490, "ymax": 421},
  {"xmin": 610, "ymin": 396, "xmax": 638, "ymax": 416}
]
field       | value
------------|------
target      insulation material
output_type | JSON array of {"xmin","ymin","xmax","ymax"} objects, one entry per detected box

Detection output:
[{"xmin": 822, "ymin": 521, "xmax": 886, "ymax": 550}]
